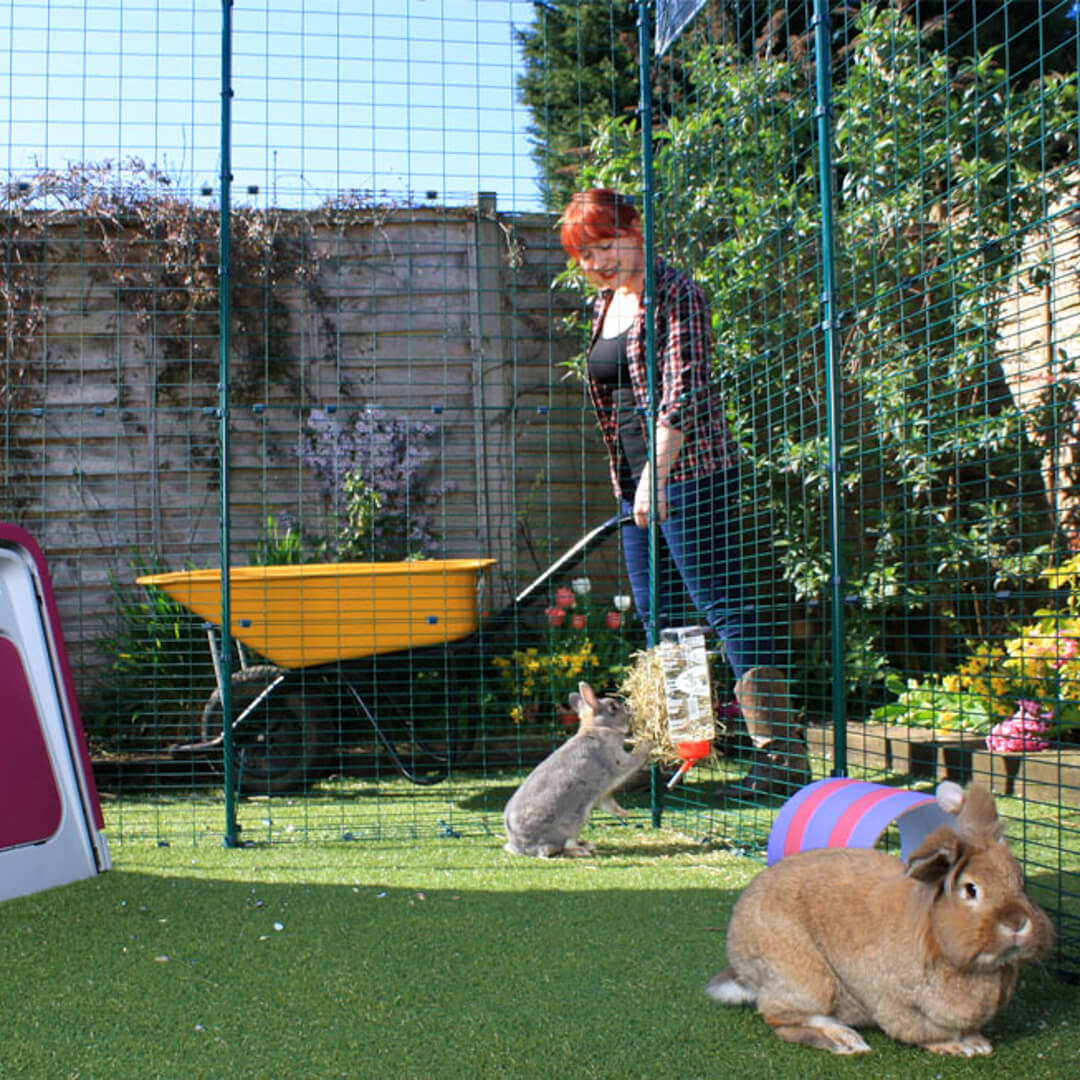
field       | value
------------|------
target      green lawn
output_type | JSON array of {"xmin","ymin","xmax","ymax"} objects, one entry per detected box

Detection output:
[{"xmin": 2, "ymin": 777, "xmax": 1079, "ymax": 1079}]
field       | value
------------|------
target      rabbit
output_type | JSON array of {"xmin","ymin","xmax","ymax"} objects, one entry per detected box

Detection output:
[
  {"xmin": 503, "ymin": 681, "xmax": 650, "ymax": 857},
  {"xmin": 706, "ymin": 781, "xmax": 1054, "ymax": 1056}
]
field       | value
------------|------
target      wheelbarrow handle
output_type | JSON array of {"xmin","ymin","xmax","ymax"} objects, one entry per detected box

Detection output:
[{"xmin": 512, "ymin": 513, "xmax": 633, "ymax": 609}]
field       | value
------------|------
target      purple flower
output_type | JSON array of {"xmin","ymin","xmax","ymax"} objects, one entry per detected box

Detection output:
[{"xmin": 299, "ymin": 406, "xmax": 453, "ymax": 559}]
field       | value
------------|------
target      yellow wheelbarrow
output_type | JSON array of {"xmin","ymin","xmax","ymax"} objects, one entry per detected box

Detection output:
[{"xmin": 137, "ymin": 515, "xmax": 629, "ymax": 793}]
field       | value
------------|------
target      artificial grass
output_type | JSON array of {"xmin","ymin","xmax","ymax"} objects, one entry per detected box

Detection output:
[
  {"xmin": 95, "ymin": 758, "xmax": 1080, "ymax": 979},
  {"xmin": 2, "ymin": 822, "xmax": 1079, "ymax": 1079}
]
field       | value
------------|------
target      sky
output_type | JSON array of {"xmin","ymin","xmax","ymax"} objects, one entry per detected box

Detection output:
[{"xmin": 1, "ymin": 0, "xmax": 544, "ymax": 211}]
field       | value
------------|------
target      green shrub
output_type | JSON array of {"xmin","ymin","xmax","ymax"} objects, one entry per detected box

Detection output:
[
  {"xmin": 874, "ymin": 554, "xmax": 1080, "ymax": 744},
  {"xmin": 247, "ymin": 513, "xmax": 311, "ymax": 566},
  {"xmin": 82, "ymin": 554, "xmax": 215, "ymax": 749}
]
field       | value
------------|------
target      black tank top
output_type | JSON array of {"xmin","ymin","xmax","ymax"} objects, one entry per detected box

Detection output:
[{"xmin": 587, "ymin": 328, "xmax": 648, "ymax": 483}]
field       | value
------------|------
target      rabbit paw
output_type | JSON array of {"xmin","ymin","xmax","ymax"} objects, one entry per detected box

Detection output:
[
  {"xmin": 767, "ymin": 1014, "xmax": 871, "ymax": 1055},
  {"xmin": 923, "ymin": 1033, "xmax": 993, "ymax": 1057},
  {"xmin": 599, "ymin": 794, "xmax": 631, "ymax": 819},
  {"xmin": 563, "ymin": 839, "xmax": 596, "ymax": 857}
]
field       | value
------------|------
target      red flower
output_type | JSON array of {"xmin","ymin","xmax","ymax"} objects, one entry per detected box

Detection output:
[
  {"xmin": 571, "ymin": 613, "xmax": 587, "ymax": 630},
  {"xmin": 545, "ymin": 606, "xmax": 567, "ymax": 628},
  {"xmin": 554, "ymin": 586, "xmax": 575, "ymax": 610},
  {"xmin": 605, "ymin": 610, "xmax": 622, "ymax": 630}
]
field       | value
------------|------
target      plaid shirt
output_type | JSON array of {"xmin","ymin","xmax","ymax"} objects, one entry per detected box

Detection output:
[{"xmin": 585, "ymin": 257, "xmax": 740, "ymax": 495}]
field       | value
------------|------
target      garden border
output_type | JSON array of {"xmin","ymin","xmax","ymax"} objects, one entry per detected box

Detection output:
[{"xmin": 808, "ymin": 723, "xmax": 1080, "ymax": 806}]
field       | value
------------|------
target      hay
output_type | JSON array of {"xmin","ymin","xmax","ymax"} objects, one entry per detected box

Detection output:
[{"xmin": 618, "ymin": 647, "xmax": 721, "ymax": 769}]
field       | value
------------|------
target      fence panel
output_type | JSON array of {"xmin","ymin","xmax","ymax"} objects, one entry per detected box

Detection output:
[
  {"xmin": 1, "ymin": 0, "xmax": 1078, "ymax": 972},
  {"xmin": 644, "ymin": 0, "xmax": 1079, "ymax": 973}
]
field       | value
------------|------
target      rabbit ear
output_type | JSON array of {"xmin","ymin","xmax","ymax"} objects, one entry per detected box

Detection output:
[
  {"xmin": 906, "ymin": 825, "xmax": 966, "ymax": 884},
  {"xmin": 568, "ymin": 691, "xmax": 582, "ymax": 714},
  {"xmin": 935, "ymin": 781, "xmax": 965, "ymax": 815},
  {"xmin": 579, "ymin": 682, "xmax": 600, "ymax": 712},
  {"xmin": 954, "ymin": 785, "xmax": 1005, "ymax": 844}
]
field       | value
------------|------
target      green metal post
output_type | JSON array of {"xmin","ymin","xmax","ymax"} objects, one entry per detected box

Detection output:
[
  {"xmin": 636, "ymin": 1, "xmax": 664, "ymax": 826},
  {"xmin": 219, "ymin": 0, "xmax": 238, "ymax": 845},
  {"xmin": 637, "ymin": 3, "xmax": 658, "ymax": 649},
  {"xmin": 812, "ymin": 0, "xmax": 847, "ymax": 776}
]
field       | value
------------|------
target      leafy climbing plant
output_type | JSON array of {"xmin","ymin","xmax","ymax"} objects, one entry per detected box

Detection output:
[{"xmin": 573, "ymin": 7, "xmax": 1078, "ymax": 710}]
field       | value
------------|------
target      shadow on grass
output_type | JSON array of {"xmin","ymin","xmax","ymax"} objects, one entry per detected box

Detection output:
[{"xmin": 93, "ymin": 757, "xmax": 1080, "ymax": 989}]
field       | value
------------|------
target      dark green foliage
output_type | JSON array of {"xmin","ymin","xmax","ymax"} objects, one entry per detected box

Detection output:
[
  {"xmin": 83, "ymin": 554, "xmax": 215, "ymax": 748},
  {"xmin": 514, "ymin": 1, "xmax": 640, "ymax": 209}
]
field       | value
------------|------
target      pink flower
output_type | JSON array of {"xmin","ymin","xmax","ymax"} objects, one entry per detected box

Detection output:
[
  {"xmin": 986, "ymin": 702, "xmax": 1051, "ymax": 753},
  {"xmin": 571, "ymin": 612, "xmax": 587, "ymax": 631},
  {"xmin": 1056, "ymin": 637, "xmax": 1079, "ymax": 668},
  {"xmin": 1013, "ymin": 699, "xmax": 1054, "ymax": 726},
  {"xmin": 986, "ymin": 729, "xmax": 1050, "ymax": 753},
  {"xmin": 605, "ymin": 610, "xmax": 622, "ymax": 630},
  {"xmin": 554, "ymin": 586, "xmax": 575, "ymax": 610},
  {"xmin": 545, "ymin": 606, "xmax": 567, "ymax": 628}
]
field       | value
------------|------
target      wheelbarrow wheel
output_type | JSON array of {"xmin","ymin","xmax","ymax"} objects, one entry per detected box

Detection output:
[{"xmin": 202, "ymin": 665, "xmax": 336, "ymax": 794}]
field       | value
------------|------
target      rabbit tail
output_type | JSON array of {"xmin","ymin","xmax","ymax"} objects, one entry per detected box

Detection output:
[{"xmin": 706, "ymin": 968, "xmax": 757, "ymax": 1005}]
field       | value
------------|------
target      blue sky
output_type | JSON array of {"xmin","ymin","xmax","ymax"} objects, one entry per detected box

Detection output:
[{"xmin": 1, "ymin": 0, "xmax": 543, "ymax": 210}]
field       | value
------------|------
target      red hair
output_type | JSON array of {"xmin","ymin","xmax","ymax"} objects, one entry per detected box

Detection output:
[{"xmin": 560, "ymin": 188, "xmax": 641, "ymax": 261}]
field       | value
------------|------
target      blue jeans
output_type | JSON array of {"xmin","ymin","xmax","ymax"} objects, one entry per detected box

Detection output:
[{"xmin": 620, "ymin": 467, "xmax": 779, "ymax": 682}]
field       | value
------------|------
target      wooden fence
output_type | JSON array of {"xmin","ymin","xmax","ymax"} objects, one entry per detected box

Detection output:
[{"xmin": 1, "ymin": 194, "xmax": 622, "ymax": 686}]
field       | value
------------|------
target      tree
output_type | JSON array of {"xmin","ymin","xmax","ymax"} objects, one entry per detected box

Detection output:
[
  {"xmin": 514, "ymin": 1, "xmax": 1076, "ymax": 213},
  {"xmin": 514, "ymin": 1, "xmax": 640, "ymax": 210}
]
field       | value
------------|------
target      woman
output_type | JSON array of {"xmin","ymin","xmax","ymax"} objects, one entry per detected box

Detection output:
[{"xmin": 559, "ymin": 187, "xmax": 809, "ymax": 798}]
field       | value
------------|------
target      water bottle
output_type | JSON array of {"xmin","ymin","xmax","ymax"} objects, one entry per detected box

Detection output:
[{"xmin": 659, "ymin": 627, "xmax": 715, "ymax": 787}]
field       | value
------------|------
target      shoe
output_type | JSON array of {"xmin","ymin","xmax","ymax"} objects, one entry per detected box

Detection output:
[{"xmin": 714, "ymin": 666, "xmax": 811, "ymax": 801}]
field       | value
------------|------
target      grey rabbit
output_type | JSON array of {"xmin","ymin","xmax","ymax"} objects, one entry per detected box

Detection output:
[{"xmin": 503, "ymin": 681, "xmax": 650, "ymax": 857}]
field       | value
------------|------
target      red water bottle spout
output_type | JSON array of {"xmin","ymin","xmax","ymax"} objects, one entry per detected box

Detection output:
[{"xmin": 666, "ymin": 738, "xmax": 712, "ymax": 789}]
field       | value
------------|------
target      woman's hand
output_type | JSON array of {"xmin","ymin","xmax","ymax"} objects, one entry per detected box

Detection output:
[
  {"xmin": 633, "ymin": 467, "xmax": 668, "ymax": 527},
  {"xmin": 633, "ymin": 424, "xmax": 684, "ymax": 527}
]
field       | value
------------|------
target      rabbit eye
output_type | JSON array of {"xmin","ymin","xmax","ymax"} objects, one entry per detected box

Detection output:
[{"xmin": 963, "ymin": 881, "xmax": 979, "ymax": 901}]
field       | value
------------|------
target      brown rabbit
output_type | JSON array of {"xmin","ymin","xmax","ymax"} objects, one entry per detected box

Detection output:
[{"xmin": 707, "ymin": 781, "xmax": 1054, "ymax": 1056}]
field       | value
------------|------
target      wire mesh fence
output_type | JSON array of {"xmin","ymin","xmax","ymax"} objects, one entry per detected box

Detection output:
[{"xmin": 2, "ymin": 1, "xmax": 1079, "ymax": 972}]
